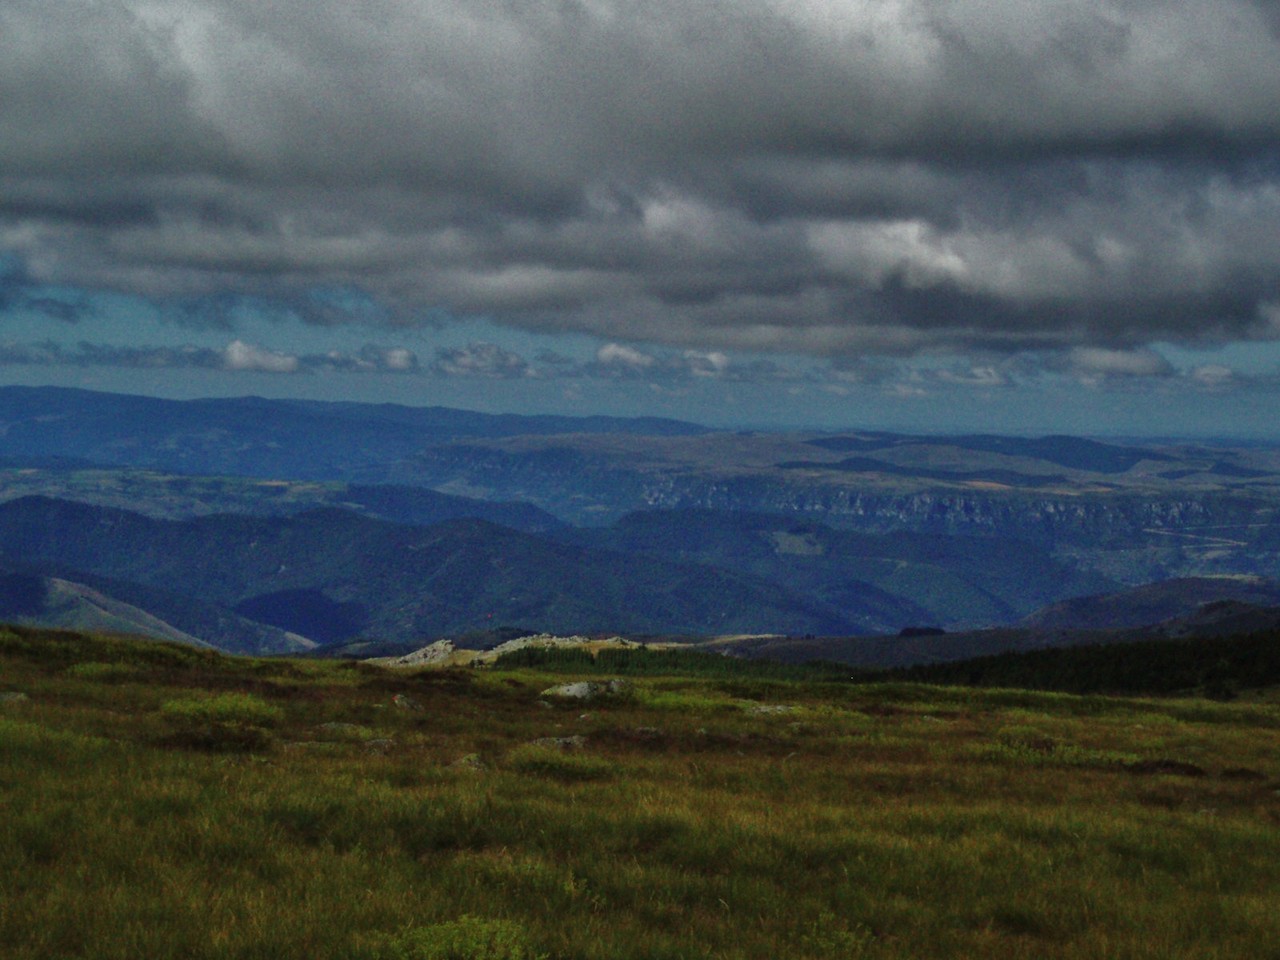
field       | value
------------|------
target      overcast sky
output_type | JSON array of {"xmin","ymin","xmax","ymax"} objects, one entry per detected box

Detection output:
[{"xmin": 3, "ymin": 0, "xmax": 1280, "ymax": 435}]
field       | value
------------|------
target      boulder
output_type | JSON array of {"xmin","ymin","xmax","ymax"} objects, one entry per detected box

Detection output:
[{"xmin": 539, "ymin": 679, "xmax": 630, "ymax": 701}]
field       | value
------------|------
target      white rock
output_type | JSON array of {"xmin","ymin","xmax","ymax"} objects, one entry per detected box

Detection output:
[{"xmin": 380, "ymin": 640, "xmax": 455, "ymax": 667}]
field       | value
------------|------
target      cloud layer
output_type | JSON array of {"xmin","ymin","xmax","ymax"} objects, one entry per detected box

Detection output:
[
  {"xmin": 4, "ymin": 0, "xmax": 1280, "ymax": 358},
  {"xmin": 4, "ymin": 336, "xmax": 1268, "ymax": 408}
]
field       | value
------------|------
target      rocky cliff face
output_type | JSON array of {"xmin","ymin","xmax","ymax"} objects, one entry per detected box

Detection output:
[
  {"xmin": 401, "ymin": 444, "xmax": 1280, "ymax": 588},
  {"xmin": 648, "ymin": 483, "xmax": 1272, "ymax": 544},
  {"xmin": 404, "ymin": 443, "xmax": 1274, "ymax": 539},
  {"xmin": 647, "ymin": 477, "xmax": 1190, "ymax": 524}
]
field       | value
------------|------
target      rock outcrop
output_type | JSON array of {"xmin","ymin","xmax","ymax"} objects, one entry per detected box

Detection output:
[{"xmin": 540, "ymin": 680, "xmax": 630, "ymax": 701}]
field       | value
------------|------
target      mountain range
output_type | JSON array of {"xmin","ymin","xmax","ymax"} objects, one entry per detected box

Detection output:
[
  {"xmin": 700, "ymin": 576, "xmax": 1280, "ymax": 668},
  {"xmin": 0, "ymin": 385, "xmax": 706, "ymax": 483},
  {"xmin": 0, "ymin": 496, "xmax": 869, "ymax": 649},
  {"xmin": 1, "ymin": 386, "xmax": 1279, "ymax": 662}
]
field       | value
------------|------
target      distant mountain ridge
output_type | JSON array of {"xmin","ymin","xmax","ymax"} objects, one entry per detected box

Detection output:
[
  {"xmin": 706, "ymin": 581, "xmax": 1280, "ymax": 669},
  {"xmin": 0, "ymin": 574, "xmax": 212, "ymax": 648},
  {"xmin": 804, "ymin": 433, "xmax": 1177, "ymax": 473},
  {"xmin": 554, "ymin": 508, "xmax": 1114, "ymax": 629},
  {"xmin": 0, "ymin": 496, "xmax": 866, "ymax": 648},
  {"xmin": 0, "ymin": 465, "xmax": 564, "ymax": 533},
  {"xmin": 0, "ymin": 492, "xmax": 1276, "ymax": 663},
  {"xmin": 1019, "ymin": 577, "xmax": 1280, "ymax": 632},
  {"xmin": 2, "ymin": 386, "xmax": 1280, "ymax": 646},
  {"xmin": 0, "ymin": 386, "xmax": 708, "ymax": 481},
  {"xmin": 0, "ymin": 559, "xmax": 313, "ymax": 654}
]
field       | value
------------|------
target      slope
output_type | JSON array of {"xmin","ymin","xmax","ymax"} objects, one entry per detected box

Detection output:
[
  {"xmin": 0, "ymin": 496, "xmax": 863, "ymax": 643},
  {"xmin": 1020, "ymin": 576, "xmax": 1280, "ymax": 631},
  {"xmin": 0, "ymin": 561, "xmax": 314, "ymax": 654},
  {"xmin": 0, "ymin": 573, "xmax": 211, "ymax": 648},
  {"xmin": 563, "ymin": 509, "xmax": 1115, "ymax": 629}
]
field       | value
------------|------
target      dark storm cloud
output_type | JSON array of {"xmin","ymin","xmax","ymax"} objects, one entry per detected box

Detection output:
[
  {"xmin": 4, "ymin": 1, "xmax": 1280, "ymax": 357},
  {"xmin": 0, "ymin": 259, "xmax": 95, "ymax": 322}
]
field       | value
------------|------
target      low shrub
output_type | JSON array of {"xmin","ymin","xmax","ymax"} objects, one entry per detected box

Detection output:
[
  {"xmin": 64, "ymin": 662, "xmax": 137, "ymax": 682},
  {"xmin": 971, "ymin": 729, "xmax": 1140, "ymax": 769},
  {"xmin": 160, "ymin": 692, "xmax": 283, "ymax": 726},
  {"xmin": 505, "ymin": 743, "xmax": 615, "ymax": 782},
  {"xmin": 157, "ymin": 692, "xmax": 283, "ymax": 751},
  {"xmin": 376, "ymin": 916, "xmax": 546, "ymax": 960}
]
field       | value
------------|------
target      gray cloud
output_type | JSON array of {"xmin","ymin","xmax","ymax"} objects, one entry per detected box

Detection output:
[
  {"xmin": 0, "ymin": 334, "xmax": 1270, "ymax": 401},
  {"xmin": 0, "ymin": 339, "xmax": 423, "ymax": 375},
  {"xmin": 0, "ymin": 341, "xmax": 223, "ymax": 369},
  {"xmin": 1062, "ymin": 346, "xmax": 1176, "ymax": 381},
  {"xmin": 3, "ymin": 1, "xmax": 1280, "ymax": 358},
  {"xmin": 21, "ymin": 297, "xmax": 93, "ymax": 324},
  {"xmin": 0, "ymin": 259, "xmax": 94, "ymax": 321}
]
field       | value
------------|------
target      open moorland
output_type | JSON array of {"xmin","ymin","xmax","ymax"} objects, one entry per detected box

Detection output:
[{"xmin": 4, "ymin": 625, "xmax": 1280, "ymax": 959}]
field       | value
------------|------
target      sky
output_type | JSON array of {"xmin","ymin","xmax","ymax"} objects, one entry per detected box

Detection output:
[{"xmin": 3, "ymin": 0, "xmax": 1280, "ymax": 436}]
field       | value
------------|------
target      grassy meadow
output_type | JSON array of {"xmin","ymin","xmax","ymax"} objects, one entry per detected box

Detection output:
[{"xmin": 3, "ymin": 625, "xmax": 1280, "ymax": 959}]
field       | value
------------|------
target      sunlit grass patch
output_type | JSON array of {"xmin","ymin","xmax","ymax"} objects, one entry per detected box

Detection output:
[
  {"xmin": 314, "ymin": 721, "xmax": 381, "ymax": 742},
  {"xmin": 63, "ymin": 660, "xmax": 139, "ymax": 682},
  {"xmin": 633, "ymin": 687, "xmax": 739, "ymax": 712},
  {"xmin": 374, "ymin": 916, "xmax": 547, "ymax": 960},
  {"xmin": 159, "ymin": 692, "xmax": 284, "ymax": 726},
  {"xmin": 504, "ymin": 742, "xmax": 616, "ymax": 782},
  {"xmin": 156, "ymin": 691, "xmax": 284, "ymax": 751},
  {"xmin": 0, "ymin": 716, "xmax": 113, "ymax": 763},
  {"xmin": 965, "ymin": 726, "xmax": 1142, "ymax": 769}
]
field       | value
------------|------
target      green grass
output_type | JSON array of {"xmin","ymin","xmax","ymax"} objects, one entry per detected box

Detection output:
[
  {"xmin": 4, "ymin": 625, "xmax": 1280, "ymax": 958},
  {"xmin": 492, "ymin": 645, "xmax": 855, "ymax": 681}
]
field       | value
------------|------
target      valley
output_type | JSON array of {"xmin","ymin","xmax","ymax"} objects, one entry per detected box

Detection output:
[{"xmin": 2, "ymin": 386, "xmax": 1280, "ymax": 665}]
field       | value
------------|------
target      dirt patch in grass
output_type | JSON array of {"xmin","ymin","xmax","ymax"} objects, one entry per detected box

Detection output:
[{"xmin": 1125, "ymin": 759, "xmax": 1208, "ymax": 777}]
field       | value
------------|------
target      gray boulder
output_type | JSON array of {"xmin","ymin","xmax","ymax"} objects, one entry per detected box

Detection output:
[{"xmin": 539, "ymin": 679, "xmax": 630, "ymax": 701}]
